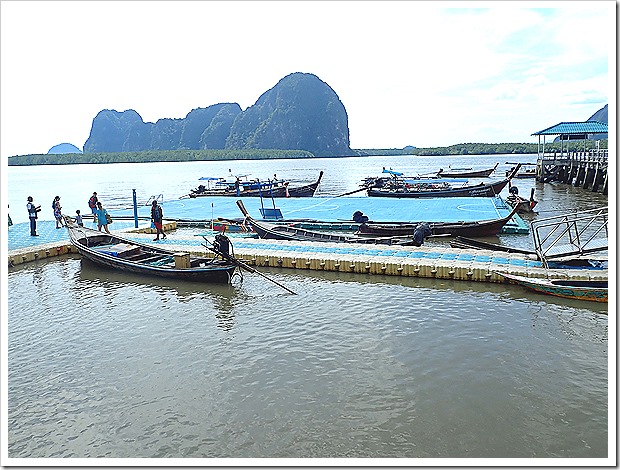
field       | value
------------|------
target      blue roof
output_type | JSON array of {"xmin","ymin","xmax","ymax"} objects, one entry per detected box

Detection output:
[{"xmin": 532, "ymin": 121, "xmax": 608, "ymax": 136}]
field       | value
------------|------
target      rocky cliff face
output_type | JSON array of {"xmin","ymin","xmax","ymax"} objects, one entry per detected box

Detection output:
[
  {"xmin": 84, "ymin": 104, "xmax": 242, "ymax": 152},
  {"xmin": 226, "ymin": 73, "xmax": 352, "ymax": 157},
  {"xmin": 83, "ymin": 73, "xmax": 352, "ymax": 156},
  {"xmin": 588, "ymin": 104, "xmax": 608, "ymax": 123},
  {"xmin": 84, "ymin": 109, "xmax": 144, "ymax": 153},
  {"xmin": 587, "ymin": 104, "xmax": 608, "ymax": 140}
]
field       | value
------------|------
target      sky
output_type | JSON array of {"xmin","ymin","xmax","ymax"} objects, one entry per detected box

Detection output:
[{"xmin": 0, "ymin": 0, "xmax": 615, "ymax": 157}]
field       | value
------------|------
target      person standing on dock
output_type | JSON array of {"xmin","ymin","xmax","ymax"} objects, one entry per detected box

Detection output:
[
  {"xmin": 150, "ymin": 200, "xmax": 166, "ymax": 241},
  {"xmin": 95, "ymin": 201, "xmax": 111, "ymax": 234},
  {"xmin": 26, "ymin": 196, "xmax": 41, "ymax": 236},
  {"xmin": 88, "ymin": 192, "xmax": 98, "ymax": 223},
  {"xmin": 52, "ymin": 196, "xmax": 63, "ymax": 228}
]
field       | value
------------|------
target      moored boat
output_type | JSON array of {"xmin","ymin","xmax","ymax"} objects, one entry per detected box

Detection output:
[
  {"xmin": 356, "ymin": 205, "xmax": 519, "ymax": 238},
  {"xmin": 362, "ymin": 168, "xmax": 468, "ymax": 189},
  {"xmin": 496, "ymin": 272, "xmax": 608, "ymax": 303},
  {"xmin": 367, "ymin": 165, "xmax": 521, "ymax": 198},
  {"xmin": 506, "ymin": 186, "xmax": 538, "ymax": 213},
  {"xmin": 65, "ymin": 221, "xmax": 237, "ymax": 283},
  {"xmin": 187, "ymin": 171, "xmax": 323, "ymax": 198},
  {"xmin": 437, "ymin": 162, "xmax": 499, "ymax": 178},
  {"xmin": 506, "ymin": 164, "xmax": 537, "ymax": 178},
  {"xmin": 236, "ymin": 200, "xmax": 427, "ymax": 246}
]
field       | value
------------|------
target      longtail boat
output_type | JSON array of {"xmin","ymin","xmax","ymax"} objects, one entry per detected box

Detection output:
[
  {"xmin": 187, "ymin": 171, "xmax": 323, "ymax": 198},
  {"xmin": 496, "ymin": 272, "xmax": 608, "ymax": 303},
  {"xmin": 437, "ymin": 162, "xmax": 499, "ymax": 178},
  {"xmin": 356, "ymin": 205, "xmax": 519, "ymax": 238},
  {"xmin": 236, "ymin": 200, "xmax": 424, "ymax": 246},
  {"xmin": 505, "ymin": 164, "xmax": 537, "ymax": 178},
  {"xmin": 361, "ymin": 168, "xmax": 468, "ymax": 189},
  {"xmin": 65, "ymin": 220, "xmax": 236, "ymax": 283},
  {"xmin": 450, "ymin": 236, "xmax": 536, "ymax": 254},
  {"xmin": 506, "ymin": 186, "xmax": 538, "ymax": 213},
  {"xmin": 367, "ymin": 165, "xmax": 521, "ymax": 198}
]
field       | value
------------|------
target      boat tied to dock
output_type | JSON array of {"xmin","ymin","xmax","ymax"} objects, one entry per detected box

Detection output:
[
  {"xmin": 65, "ymin": 219, "xmax": 237, "ymax": 283},
  {"xmin": 496, "ymin": 272, "xmax": 608, "ymax": 303},
  {"xmin": 185, "ymin": 171, "xmax": 324, "ymax": 198},
  {"xmin": 366, "ymin": 164, "xmax": 521, "ymax": 198},
  {"xmin": 437, "ymin": 162, "xmax": 499, "ymax": 178}
]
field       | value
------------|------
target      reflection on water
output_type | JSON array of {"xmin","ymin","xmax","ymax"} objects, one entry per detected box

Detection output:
[
  {"xmin": 77, "ymin": 257, "xmax": 244, "ymax": 332},
  {"xmin": 8, "ymin": 256, "xmax": 607, "ymax": 459}
]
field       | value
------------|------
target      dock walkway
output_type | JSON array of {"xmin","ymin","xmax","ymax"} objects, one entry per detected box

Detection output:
[{"xmin": 8, "ymin": 220, "xmax": 606, "ymax": 285}]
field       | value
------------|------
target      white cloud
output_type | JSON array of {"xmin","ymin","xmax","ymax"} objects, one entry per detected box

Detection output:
[{"xmin": 1, "ymin": 1, "xmax": 614, "ymax": 156}]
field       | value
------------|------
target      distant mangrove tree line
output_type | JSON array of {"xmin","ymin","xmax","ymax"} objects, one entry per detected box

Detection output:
[
  {"xmin": 8, "ymin": 140, "xmax": 608, "ymax": 166},
  {"xmin": 7, "ymin": 149, "xmax": 315, "ymax": 166},
  {"xmin": 355, "ymin": 140, "xmax": 608, "ymax": 157}
]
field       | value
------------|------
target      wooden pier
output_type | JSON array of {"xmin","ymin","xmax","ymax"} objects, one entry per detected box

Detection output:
[
  {"xmin": 531, "ymin": 120, "xmax": 609, "ymax": 195},
  {"xmin": 536, "ymin": 150, "xmax": 608, "ymax": 194}
]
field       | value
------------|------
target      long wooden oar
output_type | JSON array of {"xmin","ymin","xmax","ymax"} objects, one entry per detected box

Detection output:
[
  {"xmin": 332, "ymin": 185, "xmax": 372, "ymax": 198},
  {"xmin": 201, "ymin": 236, "xmax": 297, "ymax": 295}
]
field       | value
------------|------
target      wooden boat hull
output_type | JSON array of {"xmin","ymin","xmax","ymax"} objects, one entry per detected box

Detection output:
[
  {"xmin": 506, "ymin": 194, "xmax": 537, "ymax": 213},
  {"xmin": 236, "ymin": 200, "xmax": 422, "ymax": 246},
  {"xmin": 437, "ymin": 162, "xmax": 499, "ymax": 178},
  {"xmin": 367, "ymin": 164, "xmax": 521, "ymax": 198},
  {"xmin": 450, "ymin": 236, "xmax": 536, "ymax": 254},
  {"xmin": 497, "ymin": 272, "xmax": 608, "ymax": 303},
  {"xmin": 367, "ymin": 179, "xmax": 508, "ymax": 198},
  {"xmin": 356, "ymin": 206, "xmax": 519, "ymax": 238},
  {"xmin": 506, "ymin": 196, "xmax": 538, "ymax": 214},
  {"xmin": 67, "ymin": 225, "xmax": 236, "ymax": 283},
  {"xmin": 189, "ymin": 171, "xmax": 323, "ymax": 198},
  {"xmin": 506, "ymin": 168, "xmax": 536, "ymax": 178}
]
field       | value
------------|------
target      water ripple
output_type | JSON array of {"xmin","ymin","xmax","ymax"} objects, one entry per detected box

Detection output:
[{"xmin": 7, "ymin": 257, "xmax": 608, "ymax": 459}]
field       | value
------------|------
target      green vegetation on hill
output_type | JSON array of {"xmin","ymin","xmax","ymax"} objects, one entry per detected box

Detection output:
[
  {"xmin": 355, "ymin": 140, "xmax": 608, "ymax": 157},
  {"xmin": 8, "ymin": 140, "xmax": 609, "ymax": 166},
  {"xmin": 7, "ymin": 149, "xmax": 315, "ymax": 166}
]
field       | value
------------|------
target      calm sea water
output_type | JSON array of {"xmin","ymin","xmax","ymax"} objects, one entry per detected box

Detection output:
[{"xmin": 6, "ymin": 155, "xmax": 610, "ymax": 461}]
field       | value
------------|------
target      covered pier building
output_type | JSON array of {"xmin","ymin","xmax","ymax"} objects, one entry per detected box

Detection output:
[{"xmin": 532, "ymin": 121, "xmax": 609, "ymax": 194}]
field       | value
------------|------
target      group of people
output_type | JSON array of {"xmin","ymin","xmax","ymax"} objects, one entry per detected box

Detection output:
[{"xmin": 24, "ymin": 191, "xmax": 166, "ymax": 240}]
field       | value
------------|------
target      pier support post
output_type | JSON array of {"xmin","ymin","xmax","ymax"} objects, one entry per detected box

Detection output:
[
  {"xmin": 583, "ymin": 166, "xmax": 595, "ymax": 190},
  {"xmin": 574, "ymin": 166, "xmax": 586, "ymax": 187},
  {"xmin": 592, "ymin": 164, "xmax": 601, "ymax": 192},
  {"xmin": 132, "ymin": 189, "xmax": 139, "ymax": 228}
]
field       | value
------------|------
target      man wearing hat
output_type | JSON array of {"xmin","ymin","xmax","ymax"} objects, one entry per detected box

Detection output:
[{"xmin": 26, "ymin": 196, "xmax": 41, "ymax": 236}]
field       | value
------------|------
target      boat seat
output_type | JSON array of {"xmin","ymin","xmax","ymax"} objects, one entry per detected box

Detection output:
[
  {"xmin": 126, "ymin": 253, "xmax": 169, "ymax": 263},
  {"xmin": 146, "ymin": 256, "xmax": 175, "ymax": 266}
]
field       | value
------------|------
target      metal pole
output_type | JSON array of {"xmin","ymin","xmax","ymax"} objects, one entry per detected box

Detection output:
[{"xmin": 132, "ymin": 189, "xmax": 138, "ymax": 228}]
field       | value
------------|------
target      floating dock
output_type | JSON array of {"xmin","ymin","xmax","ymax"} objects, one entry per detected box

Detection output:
[
  {"xmin": 110, "ymin": 195, "xmax": 530, "ymax": 234},
  {"xmin": 8, "ymin": 221, "xmax": 606, "ymax": 285}
]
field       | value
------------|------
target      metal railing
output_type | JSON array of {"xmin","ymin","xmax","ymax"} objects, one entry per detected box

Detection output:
[
  {"xmin": 532, "ymin": 207, "xmax": 608, "ymax": 267},
  {"xmin": 540, "ymin": 149, "xmax": 608, "ymax": 164}
]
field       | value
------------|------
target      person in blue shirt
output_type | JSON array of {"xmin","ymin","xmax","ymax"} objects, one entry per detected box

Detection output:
[
  {"xmin": 26, "ymin": 196, "xmax": 41, "ymax": 236},
  {"xmin": 95, "ymin": 201, "xmax": 111, "ymax": 234}
]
